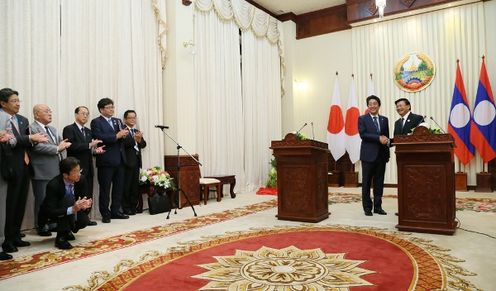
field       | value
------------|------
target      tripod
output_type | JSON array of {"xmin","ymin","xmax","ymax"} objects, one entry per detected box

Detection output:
[{"xmin": 157, "ymin": 128, "xmax": 199, "ymax": 219}]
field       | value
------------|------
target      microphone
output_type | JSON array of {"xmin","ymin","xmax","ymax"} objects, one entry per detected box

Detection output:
[
  {"xmin": 155, "ymin": 125, "xmax": 169, "ymax": 130},
  {"xmin": 429, "ymin": 116, "xmax": 446, "ymax": 133},
  {"xmin": 311, "ymin": 122, "xmax": 315, "ymax": 140},
  {"xmin": 295, "ymin": 122, "xmax": 307, "ymax": 135}
]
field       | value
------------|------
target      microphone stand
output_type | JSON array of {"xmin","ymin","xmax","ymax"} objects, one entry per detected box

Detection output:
[{"xmin": 157, "ymin": 128, "xmax": 198, "ymax": 219}]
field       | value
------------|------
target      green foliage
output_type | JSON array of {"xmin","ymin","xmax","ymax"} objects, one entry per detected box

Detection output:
[
  {"xmin": 428, "ymin": 127, "xmax": 442, "ymax": 134},
  {"xmin": 295, "ymin": 132, "xmax": 307, "ymax": 141},
  {"xmin": 266, "ymin": 158, "xmax": 277, "ymax": 188}
]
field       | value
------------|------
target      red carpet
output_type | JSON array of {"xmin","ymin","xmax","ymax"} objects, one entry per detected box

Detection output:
[{"xmin": 98, "ymin": 226, "xmax": 449, "ymax": 290}]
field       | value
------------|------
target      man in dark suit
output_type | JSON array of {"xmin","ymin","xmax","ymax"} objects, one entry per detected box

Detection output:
[
  {"xmin": 122, "ymin": 110, "xmax": 147, "ymax": 215},
  {"xmin": 90, "ymin": 98, "xmax": 129, "ymax": 223},
  {"xmin": 393, "ymin": 98, "xmax": 424, "ymax": 136},
  {"xmin": 358, "ymin": 95, "xmax": 390, "ymax": 216},
  {"xmin": 0, "ymin": 88, "xmax": 48, "ymax": 254},
  {"xmin": 38, "ymin": 157, "xmax": 93, "ymax": 249},
  {"xmin": 63, "ymin": 106, "xmax": 105, "ymax": 226}
]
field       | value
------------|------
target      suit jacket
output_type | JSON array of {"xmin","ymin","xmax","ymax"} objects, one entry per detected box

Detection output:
[
  {"xmin": 123, "ymin": 128, "xmax": 147, "ymax": 168},
  {"xmin": 63, "ymin": 123, "xmax": 94, "ymax": 177},
  {"xmin": 39, "ymin": 175, "xmax": 88, "ymax": 225},
  {"xmin": 393, "ymin": 112, "xmax": 424, "ymax": 136},
  {"xmin": 90, "ymin": 116, "xmax": 126, "ymax": 167},
  {"xmin": 5, "ymin": 114, "xmax": 32, "ymax": 175},
  {"xmin": 29, "ymin": 122, "xmax": 66, "ymax": 180},
  {"xmin": 358, "ymin": 114, "xmax": 390, "ymax": 163}
]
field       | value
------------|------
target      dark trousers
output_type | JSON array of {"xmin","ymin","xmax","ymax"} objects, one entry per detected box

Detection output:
[
  {"xmin": 97, "ymin": 165, "xmax": 124, "ymax": 218},
  {"xmin": 3, "ymin": 167, "xmax": 30, "ymax": 242},
  {"xmin": 361, "ymin": 158, "xmax": 386, "ymax": 212},
  {"xmin": 122, "ymin": 165, "xmax": 139, "ymax": 212},
  {"xmin": 38, "ymin": 208, "xmax": 90, "ymax": 235},
  {"xmin": 32, "ymin": 179, "xmax": 50, "ymax": 228},
  {"xmin": 78, "ymin": 173, "xmax": 93, "ymax": 217}
]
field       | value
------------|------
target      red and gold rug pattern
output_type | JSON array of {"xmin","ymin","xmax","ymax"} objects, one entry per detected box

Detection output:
[
  {"xmin": 64, "ymin": 225, "xmax": 480, "ymax": 291},
  {"xmin": 0, "ymin": 200, "xmax": 277, "ymax": 280},
  {"xmin": 0, "ymin": 192, "xmax": 493, "ymax": 281}
]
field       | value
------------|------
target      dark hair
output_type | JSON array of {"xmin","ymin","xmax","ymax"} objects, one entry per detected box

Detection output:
[
  {"xmin": 0, "ymin": 88, "xmax": 19, "ymax": 104},
  {"xmin": 74, "ymin": 106, "xmax": 89, "ymax": 114},
  {"xmin": 394, "ymin": 98, "xmax": 411, "ymax": 106},
  {"xmin": 97, "ymin": 98, "xmax": 114, "ymax": 110},
  {"xmin": 124, "ymin": 110, "xmax": 136, "ymax": 119},
  {"xmin": 366, "ymin": 95, "xmax": 381, "ymax": 107},
  {"xmin": 60, "ymin": 157, "xmax": 80, "ymax": 175}
]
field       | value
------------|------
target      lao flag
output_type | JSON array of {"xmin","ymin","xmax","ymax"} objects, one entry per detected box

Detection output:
[
  {"xmin": 470, "ymin": 57, "xmax": 496, "ymax": 162},
  {"xmin": 345, "ymin": 76, "xmax": 361, "ymax": 163},
  {"xmin": 327, "ymin": 76, "xmax": 346, "ymax": 161},
  {"xmin": 447, "ymin": 61, "xmax": 474, "ymax": 165}
]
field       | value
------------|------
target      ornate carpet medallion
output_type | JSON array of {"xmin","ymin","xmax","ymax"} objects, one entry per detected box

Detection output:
[
  {"xmin": 65, "ymin": 225, "xmax": 481, "ymax": 291},
  {"xmin": 193, "ymin": 246, "xmax": 374, "ymax": 290}
]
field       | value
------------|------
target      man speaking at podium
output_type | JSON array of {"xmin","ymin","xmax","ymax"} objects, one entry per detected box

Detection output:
[{"xmin": 393, "ymin": 98, "xmax": 424, "ymax": 136}]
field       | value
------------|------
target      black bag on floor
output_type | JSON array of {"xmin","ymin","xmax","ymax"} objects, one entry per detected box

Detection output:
[{"xmin": 148, "ymin": 192, "xmax": 171, "ymax": 215}]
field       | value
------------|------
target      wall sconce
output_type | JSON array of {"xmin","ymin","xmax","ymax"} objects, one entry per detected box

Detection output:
[
  {"xmin": 375, "ymin": 0, "xmax": 387, "ymax": 18},
  {"xmin": 183, "ymin": 40, "xmax": 195, "ymax": 55}
]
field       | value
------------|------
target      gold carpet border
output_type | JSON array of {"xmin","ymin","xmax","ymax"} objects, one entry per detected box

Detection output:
[{"xmin": 64, "ymin": 224, "xmax": 481, "ymax": 291}]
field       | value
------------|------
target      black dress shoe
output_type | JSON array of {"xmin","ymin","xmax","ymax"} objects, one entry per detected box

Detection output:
[
  {"xmin": 0, "ymin": 251, "xmax": 13, "ymax": 260},
  {"xmin": 87, "ymin": 220, "xmax": 98, "ymax": 226},
  {"xmin": 20, "ymin": 233, "xmax": 26, "ymax": 238},
  {"xmin": 13, "ymin": 238, "xmax": 30, "ymax": 247},
  {"xmin": 102, "ymin": 217, "xmax": 111, "ymax": 223},
  {"xmin": 395, "ymin": 212, "xmax": 399, "ymax": 216},
  {"xmin": 2, "ymin": 242, "xmax": 18, "ymax": 253},
  {"xmin": 111, "ymin": 213, "xmax": 129, "ymax": 219},
  {"xmin": 65, "ymin": 232, "xmax": 75, "ymax": 241},
  {"xmin": 374, "ymin": 209, "xmax": 387, "ymax": 215},
  {"xmin": 38, "ymin": 230, "xmax": 52, "ymax": 237},
  {"xmin": 364, "ymin": 211, "xmax": 373, "ymax": 216},
  {"xmin": 55, "ymin": 238, "xmax": 73, "ymax": 250}
]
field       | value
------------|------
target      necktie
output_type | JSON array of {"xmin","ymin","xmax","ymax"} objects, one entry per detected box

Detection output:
[
  {"xmin": 12, "ymin": 116, "xmax": 29, "ymax": 164},
  {"xmin": 81, "ymin": 127, "xmax": 85, "ymax": 138},
  {"xmin": 45, "ymin": 126, "xmax": 56, "ymax": 143},
  {"xmin": 400, "ymin": 117, "xmax": 405, "ymax": 133},
  {"xmin": 108, "ymin": 118, "xmax": 114, "ymax": 130},
  {"xmin": 131, "ymin": 129, "xmax": 139, "ymax": 152},
  {"xmin": 373, "ymin": 116, "xmax": 380, "ymax": 133}
]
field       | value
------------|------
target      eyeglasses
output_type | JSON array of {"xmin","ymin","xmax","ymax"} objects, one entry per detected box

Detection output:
[{"xmin": 104, "ymin": 105, "xmax": 115, "ymax": 109}]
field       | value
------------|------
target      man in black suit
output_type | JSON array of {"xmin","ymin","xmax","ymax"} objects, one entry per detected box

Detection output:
[
  {"xmin": 90, "ymin": 98, "xmax": 129, "ymax": 223},
  {"xmin": 0, "ymin": 88, "xmax": 48, "ymax": 254},
  {"xmin": 358, "ymin": 95, "xmax": 390, "ymax": 216},
  {"xmin": 63, "ymin": 106, "xmax": 105, "ymax": 226},
  {"xmin": 38, "ymin": 157, "xmax": 93, "ymax": 249},
  {"xmin": 122, "ymin": 110, "xmax": 147, "ymax": 215},
  {"xmin": 393, "ymin": 98, "xmax": 424, "ymax": 136}
]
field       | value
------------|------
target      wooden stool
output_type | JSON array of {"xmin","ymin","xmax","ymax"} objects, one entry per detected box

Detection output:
[{"xmin": 199, "ymin": 178, "xmax": 221, "ymax": 205}]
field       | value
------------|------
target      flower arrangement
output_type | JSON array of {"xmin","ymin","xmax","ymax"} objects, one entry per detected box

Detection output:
[{"xmin": 139, "ymin": 166, "xmax": 175, "ymax": 190}]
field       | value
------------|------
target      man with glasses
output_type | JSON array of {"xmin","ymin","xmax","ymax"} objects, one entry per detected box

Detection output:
[
  {"xmin": 29, "ymin": 104, "xmax": 72, "ymax": 236},
  {"xmin": 122, "ymin": 110, "xmax": 147, "ymax": 215},
  {"xmin": 63, "ymin": 106, "xmax": 105, "ymax": 226},
  {"xmin": 90, "ymin": 98, "xmax": 129, "ymax": 223},
  {"xmin": 38, "ymin": 157, "xmax": 93, "ymax": 249},
  {"xmin": 0, "ymin": 88, "xmax": 48, "ymax": 254}
]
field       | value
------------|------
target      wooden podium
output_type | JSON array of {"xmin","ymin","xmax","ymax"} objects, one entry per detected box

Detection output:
[
  {"xmin": 393, "ymin": 127, "xmax": 456, "ymax": 235},
  {"xmin": 164, "ymin": 155, "xmax": 200, "ymax": 207},
  {"xmin": 271, "ymin": 133, "xmax": 329, "ymax": 222}
]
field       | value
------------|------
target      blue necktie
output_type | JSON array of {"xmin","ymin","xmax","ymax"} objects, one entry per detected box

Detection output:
[
  {"xmin": 373, "ymin": 116, "xmax": 380, "ymax": 133},
  {"xmin": 108, "ymin": 118, "xmax": 114, "ymax": 130}
]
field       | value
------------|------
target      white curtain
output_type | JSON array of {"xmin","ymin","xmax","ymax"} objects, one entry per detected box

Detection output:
[
  {"xmin": 0, "ymin": 0, "xmax": 165, "ymax": 231},
  {"xmin": 194, "ymin": 10, "xmax": 246, "ymax": 187},
  {"xmin": 241, "ymin": 30, "xmax": 282, "ymax": 190},
  {"xmin": 352, "ymin": 2, "xmax": 485, "ymax": 185}
]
